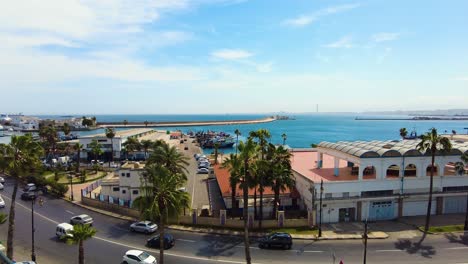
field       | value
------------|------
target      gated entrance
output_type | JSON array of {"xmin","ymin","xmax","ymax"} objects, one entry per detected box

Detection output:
[{"xmin": 369, "ymin": 201, "xmax": 395, "ymax": 221}]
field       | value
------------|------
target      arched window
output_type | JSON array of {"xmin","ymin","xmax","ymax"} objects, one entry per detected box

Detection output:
[
  {"xmin": 404, "ymin": 164, "xmax": 417, "ymax": 177},
  {"xmin": 426, "ymin": 165, "xmax": 438, "ymax": 176},
  {"xmin": 386, "ymin": 164, "xmax": 400, "ymax": 178}
]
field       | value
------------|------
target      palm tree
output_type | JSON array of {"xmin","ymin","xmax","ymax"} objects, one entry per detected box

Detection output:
[
  {"xmin": 270, "ymin": 145, "xmax": 294, "ymax": 218},
  {"xmin": 73, "ymin": 143, "xmax": 83, "ymax": 173},
  {"xmin": 2, "ymin": 134, "xmax": 43, "ymax": 259},
  {"xmin": 144, "ymin": 120, "xmax": 149, "ymax": 127},
  {"xmin": 91, "ymin": 116, "xmax": 97, "ymax": 126},
  {"xmin": 140, "ymin": 139, "xmax": 153, "ymax": 160},
  {"xmin": 105, "ymin": 127, "xmax": 116, "ymax": 166},
  {"xmin": 0, "ymin": 144, "xmax": 8, "ymax": 174},
  {"xmin": 234, "ymin": 129, "xmax": 241, "ymax": 155},
  {"xmin": 399, "ymin": 128, "xmax": 408, "ymax": 139},
  {"xmin": 221, "ymin": 154, "xmax": 242, "ymax": 217},
  {"xmin": 237, "ymin": 138, "xmax": 257, "ymax": 264},
  {"xmin": 214, "ymin": 142, "xmax": 220, "ymax": 165},
  {"xmin": 122, "ymin": 137, "xmax": 140, "ymax": 160},
  {"xmin": 281, "ymin": 133, "xmax": 287, "ymax": 146},
  {"xmin": 133, "ymin": 164, "xmax": 190, "ymax": 264},
  {"xmin": 417, "ymin": 128, "xmax": 452, "ymax": 233},
  {"xmin": 123, "ymin": 119, "xmax": 128, "ymax": 126},
  {"xmin": 62, "ymin": 123, "xmax": 71, "ymax": 136},
  {"xmin": 148, "ymin": 142, "xmax": 189, "ymax": 181},
  {"xmin": 66, "ymin": 224, "xmax": 97, "ymax": 264}
]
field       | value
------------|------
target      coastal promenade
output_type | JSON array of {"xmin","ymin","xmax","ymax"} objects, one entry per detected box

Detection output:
[{"xmin": 97, "ymin": 116, "xmax": 276, "ymax": 128}]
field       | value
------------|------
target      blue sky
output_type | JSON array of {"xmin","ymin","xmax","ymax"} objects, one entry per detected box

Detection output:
[{"xmin": 0, "ymin": 0, "xmax": 467, "ymax": 114}]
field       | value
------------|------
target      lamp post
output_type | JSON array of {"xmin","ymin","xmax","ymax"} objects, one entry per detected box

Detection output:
[
  {"xmin": 69, "ymin": 173, "xmax": 74, "ymax": 201},
  {"xmin": 31, "ymin": 195, "xmax": 44, "ymax": 262},
  {"xmin": 319, "ymin": 179, "xmax": 324, "ymax": 237},
  {"xmin": 363, "ymin": 219, "xmax": 368, "ymax": 264}
]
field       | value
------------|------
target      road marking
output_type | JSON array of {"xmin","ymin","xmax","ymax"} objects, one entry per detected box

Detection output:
[
  {"xmin": 66, "ymin": 210, "xmax": 74, "ymax": 215},
  {"xmin": 235, "ymin": 245, "xmax": 259, "ymax": 250},
  {"xmin": 375, "ymin": 249, "xmax": 404, "ymax": 252},
  {"xmin": 177, "ymin": 239, "xmax": 196, "ymax": 243},
  {"xmin": 4, "ymin": 194, "xmax": 263, "ymax": 264},
  {"xmin": 446, "ymin": 247, "xmax": 468, "ymax": 250},
  {"xmin": 302, "ymin": 250, "xmax": 323, "ymax": 253}
]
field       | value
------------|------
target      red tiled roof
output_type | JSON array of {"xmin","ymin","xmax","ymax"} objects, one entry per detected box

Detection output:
[{"xmin": 213, "ymin": 164, "xmax": 293, "ymax": 198}]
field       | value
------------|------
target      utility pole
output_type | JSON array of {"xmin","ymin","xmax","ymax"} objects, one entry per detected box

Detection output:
[
  {"xmin": 319, "ymin": 179, "xmax": 324, "ymax": 237},
  {"xmin": 363, "ymin": 219, "xmax": 368, "ymax": 264}
]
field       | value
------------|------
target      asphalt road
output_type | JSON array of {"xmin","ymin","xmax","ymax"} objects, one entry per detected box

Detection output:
[{"xmin": 1, "ymin": 178, "xmax": 468, "ymax": 264}]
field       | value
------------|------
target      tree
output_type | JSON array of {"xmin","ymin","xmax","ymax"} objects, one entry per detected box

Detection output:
[
  {"xmin": 122, "ymin": 137, "xmax": 140, "ymax": 160},
  {"xmin": 221, "ymin": 154, "xmax": 242, "ymax": 216},
  {"xmin": 89, "ymin": 140, "xmax": 103, "ymax": 164},
  {"xmin": 214, "ymin": 142, "xmax": 220, "ymax": 165},
  {"xmin": 141, "ymin": 139, "xmax": 153, "ymax": 160},
  {"xmin": 144, "ymin": 120, "xmax": 149, "ymax": 127},
  {"xmin": 310, "ymin": 143, "xmax": 318, "ymax": 148},
  {"xmin": 237, "ymin": 138, "xmax": 257, "ymax": 264},
  {"xmin": 91, "ymin": 117, "xmax": 97, "ymax": 126},
  {"xmin": 62, "ymin": 123, "xmax": 71, "ymax": 136},
  {"xmin": 105, "ymin": 127, "xmax": 116, "ymax": 166},
  {"xmin": 281, "ymin": 133, "xmax": 287, "ymax": 146},
  {"xmin": 417, "ymin": 128, "xmax": 452, "ymax": 233},
  {"xmin": 234, "ymin": 129, "xmax": 241, "ymax": 155},
  {"xmin": 39, "ymin": 125, "xmax": 58, "ymax": 160},
  {"xmin": 270, "ymin": 145, "xmax": 294, "ymax": 218},
  {"xmin": 2, "ymin": 134, "xmax": 44, "ymax": 259},
  {"xmin": 399, "ymin": 128, "xmax": 408, "ymax": 139},
  {"xmin": 73, "ymin": 143, "xmax": 83, "ymax": 173},
  {"xmin": 0, "ymin": 144, "xmax": 8, "ymax": 174},
  {"xmin": 148, "ymin": 142, "xmax": 189, "ymax": 181},
  {"xmin": 123, "ymin": 119, "xmax": 128, "ymax": 126},
  {"xmin": 66, "ymin": 224, "xmax": 97, "ymax": 264},
  {"xmin": 133, "ymin": 164, "xmax": 190, "ymax": 264}
]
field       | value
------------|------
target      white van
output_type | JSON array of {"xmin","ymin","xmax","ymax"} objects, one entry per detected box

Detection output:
[{"xmin": 56, "ymin": 223, "xmax": 74, "ymax": 239}]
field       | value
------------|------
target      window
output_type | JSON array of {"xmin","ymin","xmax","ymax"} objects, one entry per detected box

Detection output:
[
  {"xmin": 443, "ymin": 186, "xmax": 468, "ymax": 192},
  {"xmin": 122, "ymin": 190, "xmax": 126, "ymax": 194},
  {"xmin": 342, "ymin": 192, "xmax": 349, "ymax": 198},
  {"xmin": 132, "ymin": 190, "xmax": 139, "ymax": 195},
  {"xmin": 112, "ymin": 187, "xmax": 120, "ymax": 192},
  {"xmin": 121, "ymin": 173, "xmax": 125, "ymax": 177},
  {"xmin": 126, "ymin": 173, "xmax": 130, "ymax": 177},
  {"xmin": 361, "ymin": 190, "xmax": 393, "ymax": 198},
  {"xmin": 325, "ymin": 193, "xmax": 332, "ymax": 199}
]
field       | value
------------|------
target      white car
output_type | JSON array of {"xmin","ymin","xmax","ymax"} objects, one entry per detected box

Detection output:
[
  {"xmin": 0, "ymin": 195, "xmax": 5, "ymax": 208},
  {"xmin": 0, "ymin": 183, "xmax": 4, "ymax": 190},
  {"xmin": 0, "ymin": 177, "xmax": 4, "ymax": 183},
  {"xmin": 70, "ymin": 214, "xmax": 93, "ymax": 226},
  {"xmin": 130, "ymin": 221, "xmax": 158, "ymax": 234},
  {"xmin": 197, "ymin": 168, "xmax": 210, "ymax": 174},
  {"xmin": 122, "ymin": 250, "xmax": 157, "ymax": 264}
]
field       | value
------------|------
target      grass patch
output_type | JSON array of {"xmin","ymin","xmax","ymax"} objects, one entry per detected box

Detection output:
[
  {"xmin": 419, "ymin": 225, "xmax": 465, "ymax": 233},
  {"xmin": 57, "ymin": 171, "xmax": 107, "ymax": 184}
]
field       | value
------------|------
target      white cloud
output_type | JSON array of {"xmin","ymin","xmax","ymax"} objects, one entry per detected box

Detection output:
[
  {"xmin": 372, "ymin": 32, "xmax": 400, "ymax": 42},
  {"xmin": 324, "ymin": 36, "xmax": 353, "ymax": 48},
  {"xmin": 211, "ymin": 49, "xmax": 254, "ymax": 60},
  {"xmin": 283, "ymin": 3, "xmax": 361, "ymax": 27},
  {"xmin": 453, "ymin": 77, "xmax": 468, "ymax": 81}
]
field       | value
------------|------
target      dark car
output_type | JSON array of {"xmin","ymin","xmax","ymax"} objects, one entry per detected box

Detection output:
[
  {"xmin": 21, "ymin": 192, "xmax": 36, "ymax": 201},
  {"xmin": 258, "ymin": 232, "xmax": 292, "ymax": 249},
  {"xmin": 146, "ymin": 234, "xmax": 175, "ymax": 249}
]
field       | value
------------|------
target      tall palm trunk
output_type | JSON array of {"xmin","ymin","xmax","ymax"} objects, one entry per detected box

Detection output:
[
  {"xmin": 259, "ymin": 186, "xmax": 264, "ymax": 229},
  {"xmin": 424, "ymin": 154, "xmax": 435, "ymax": 232},
  {"xmin": 79, "ymin": 240, "xmax": 84, "ymax": 264},
  {"xmin": 272, "ymin": 183, "xmax": 280, "ymax": 219},
  {"xmin": 7, "ymin": 180, "xmax": 18, "ymax": 259},
  {"xmin": 231, "ymin": 184, "xmax": 237, "ymax": 218},
  {"xmin": 76, "ymin": 149, "xmax": 81, "ymax": 173},
  {"xmin": 243, "ymin": 160, "xmax": 251, "ymax": 264},
  {"xmin": 253, "ymin": 188, "xmax": 257, "ymax": 219},
  {"xmin": 109, "ymin": 138, "xmax": 114, "ymax": 167},
  {"xmin": 159, "ymin": 203, "xmax": 166, "ymax": 264},
  {"xmin": 464, "ymin": 193, "xmax": 468, "ymax": 231}
]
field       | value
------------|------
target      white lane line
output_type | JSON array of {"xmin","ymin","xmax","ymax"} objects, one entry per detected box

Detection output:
[
  {"xmin": 375, "ymin": 249, "xmax": 404, "ymax": 252},
  {"xmin": 4, "ymin": 195, "xmax": 262, "ymax": 264},
  {"xmin": 177, "ymin": 239, "xmax": 196, "ymax": 243},
  {"xmin": 446, "ymin": 247, "xmax": 468, "ymax": 250},
  {"xmin": 66, "ymin": 210, "xmax": 74, "ymax": 215},
  {"xmin": 302, "ymin": 250, "xmax": 324, "ymax": 253},
  {"xmin": 235, "ymin": 245, "xmax": 259, "ymax": 250}
]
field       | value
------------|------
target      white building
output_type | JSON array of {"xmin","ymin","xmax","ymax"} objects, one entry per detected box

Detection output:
[
  {"xmin": 79, "ymin": 128, "xmax": 153, "ymax": 161},
  {"xmin": 292, "ymin": 139, "xmax": 468, "ymax": 223},
  {"xmin": 100, "ymin": 162, "xmax": 145, "ymax": 202}
]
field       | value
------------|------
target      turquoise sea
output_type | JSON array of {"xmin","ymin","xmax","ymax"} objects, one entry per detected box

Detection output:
[{"xmin": 35, "ymin": 114, "xmax": 468, "ymax": 151}]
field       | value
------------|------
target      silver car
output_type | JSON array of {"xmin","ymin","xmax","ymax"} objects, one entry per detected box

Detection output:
[
  {"xmin": 130, "ymin": 221, "xmax": 158, "ymax": 234},
  {"xmin": 70, "ymin": 214, "xmax": 93, "ymax": 226}
]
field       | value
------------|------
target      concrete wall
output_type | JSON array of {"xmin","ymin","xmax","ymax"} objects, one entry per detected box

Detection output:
[
  {"xmin": 82, "ymin": 196, "xmax": 140, "ymax": 219},
  {"xmin": 176, "ymin": 216, "xmax": 309, "ymax": 229}
]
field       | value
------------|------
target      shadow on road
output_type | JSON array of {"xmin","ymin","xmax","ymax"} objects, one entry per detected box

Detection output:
[
  {"xmin": 196, "ymin": 234, "xmax": 244, "ymax": 257},
  {"xmin": 444, "ymin": 233, "xmax": 468, "ymax": 245},
  {"xmin": 394, "ymin": 233, "xmax": 436, "ymax": 258}
]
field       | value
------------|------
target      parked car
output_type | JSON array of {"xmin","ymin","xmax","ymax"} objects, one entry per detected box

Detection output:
[
  {"xmin": 0, "ymin": 177, "xmax": 4, "ymax": 183},
  {"xmin": 0, "ymin": 183, "xmax": 4, "ymax": 190},
  {"xmin": 198, "ymin": 163, "xmax": 210, "ymax": 169},
  {"xmin": 14, "ymin": 261, "xmax": 36, "ymax": 264},
  {"xmin": 21, "ymin": 191, "xmax": 36, "ymax": 201},
  {"xmin": 70, "ymin": 214, "xmax": 93, "ymax": 226},
  {"xmin": 56, "ymin": 223, "xmax": 74, "ymax": 239},
  {"xmin": 258, "ymin": 232, "xmax": 293, "ymax": 249},
  {"xmin": 130, "ymin": 221, "xmax": 158, "ymax": 234},
  {"xmin": 0, "ymin": 195, "xmax": 5, "ymax": 208},
  {"xmin": 194, "ymin": 153, "xmax": 201, "ymax": 159},
  {"xmin": 23, "ymin": 183, "xmax": 37, "ymax": 192},
  {"xmin": 197, "ymin": 168, "xmax": 210, "ymax": 174},
  {"xmin": 146, "ymin": 233, "xmax": 175, "ymax": 249},
  {"xmin": 122, "ymin": 250, "xmax": 157, "ymax": 264}
]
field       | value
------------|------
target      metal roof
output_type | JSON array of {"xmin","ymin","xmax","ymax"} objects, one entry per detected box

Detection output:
[{"xmin": 317, "ymin": 139, "xmax": 468, "ymax": 158}]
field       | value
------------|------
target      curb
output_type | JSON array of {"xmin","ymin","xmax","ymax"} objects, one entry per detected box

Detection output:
[{"xmin": 60, "ymin": 197, "xmax": 138, "ymax": 222}]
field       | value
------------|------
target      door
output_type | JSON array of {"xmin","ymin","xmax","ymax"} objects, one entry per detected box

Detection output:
[
  {"xmin": 369, "ymin": 201, "xmax": 395, "ymax": 221},
  {"xmin": 444, "ymin": 196, "xmax": 467, "ymax": 214}
]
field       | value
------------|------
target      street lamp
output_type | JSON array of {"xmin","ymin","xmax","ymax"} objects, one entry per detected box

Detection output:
[
  {"xmin": 319, "ymin": 179, "xmax": 324, "ymax": 237},
  {"xmin": 363, "ymin": 219, "xmax": 368, "ymax": 264},
  {"xmin": 69, "ymin": 173, "xmax": 74, "ymax": 201},
  {"xmin": 31, "ymin": 194, "xmax": 44, "ymax": 262}
]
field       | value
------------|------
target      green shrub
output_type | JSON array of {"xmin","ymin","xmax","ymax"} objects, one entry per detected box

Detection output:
[{"xmin": 47, "ymin": 179, "xmax": 69, "ymax": 197}]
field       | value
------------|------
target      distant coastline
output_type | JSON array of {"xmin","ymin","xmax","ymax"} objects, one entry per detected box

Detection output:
[
  {"xmin": 97, "ymin": 116, "xmax": 276, "ymax": 128},
  {"xmin": 355, "ymin": 116, "xmax": 468, "ymax": 121}
]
